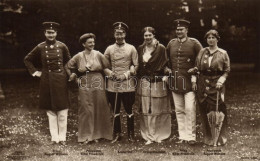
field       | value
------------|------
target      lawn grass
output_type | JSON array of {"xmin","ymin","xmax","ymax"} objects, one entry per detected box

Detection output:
[{"xmin": 0, "ymin": 71, "xmax": 259, "ymax": 161}]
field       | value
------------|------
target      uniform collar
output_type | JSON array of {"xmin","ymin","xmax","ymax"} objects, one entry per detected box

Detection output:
[
  {"xmin": 46, "ymin": 39, "xmax": 56, "ymax": 45},
  {"xmin": 116, "ymin": 40, "xmax": 126, "ymax": 46},
  {"xmin": 177, "ymin": 37, "xmax": 187, "ymax": 43}
]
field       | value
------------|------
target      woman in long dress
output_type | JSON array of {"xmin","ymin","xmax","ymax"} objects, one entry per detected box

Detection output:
[
  {"xmin": 66, "ymin": 33, "xmax": 112, "ymax": 143},
  {"xmin": 189, "ymin": 29, "xmax": 230, "ymax": 146},
  {"xmin": 136, "ymin": 27, "xmax": 171, "ymax": 145}
]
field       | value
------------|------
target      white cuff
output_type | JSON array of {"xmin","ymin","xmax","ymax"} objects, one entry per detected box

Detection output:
[
  {"xmin": 217, "ymin": 76, "xmax": 226, "ymax": 84},
  {"xmin": 124, "ymin": 71, "xmax": 131, "ymax": 79},
  {"xmin": 191, "ymin": 75, "xmax": 197, "ymax": 83},
  {"xmin": 32, "ymin": 71, "xmax": 38, "ymax": 77}
]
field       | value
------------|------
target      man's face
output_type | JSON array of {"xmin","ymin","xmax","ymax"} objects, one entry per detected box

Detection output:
[
  {"xmin": 44, "ymin": 29, "xmax": 57, "ymax": 41},
  {"xmin": 175, "ymin": 27, "xmax": 188, "ymax": 39},
  {"xmin": 114, "ymin": 30, "xmax": 126, "ymax": 44}
]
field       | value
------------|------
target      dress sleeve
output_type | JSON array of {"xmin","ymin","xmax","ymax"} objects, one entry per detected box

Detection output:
[
  {"xmin": 97, "ymin": 52, "xmax": 110, "ymax": 69},
  {"xmin": 103, "ymin": 47, "xmax": 113, "ymax": 76},
  {"xmin": 218, "ymin": 51, "xmax": 230, "ymax": 84},
  {"xmin": 24, "ymin": 45, "xmax": 40, "ymax": 75},
  {"xmin": 66, "ymin": 54, "xmax": 78, "ymax": 74}
]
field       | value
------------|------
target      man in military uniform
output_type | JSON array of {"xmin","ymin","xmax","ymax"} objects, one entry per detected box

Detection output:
[
  {"xmin": 166, "ymin": 19, "xmax": 202, "ymax": 145},
  {"xmin": 24, "ymin": 22, "xmax": 71, "ymax": 145},
  {"xmin": 104, "ymin": 22, "xmax": 138, "ymax": 143}
]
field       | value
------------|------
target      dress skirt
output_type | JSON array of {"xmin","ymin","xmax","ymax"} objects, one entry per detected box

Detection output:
[
  {"xmin": 138, "ymin": 79, "xmax": 171, "ymax": 142},
  {"xmin": 77, "ymin": 72, "xmax": 113, "ymax": 142}
]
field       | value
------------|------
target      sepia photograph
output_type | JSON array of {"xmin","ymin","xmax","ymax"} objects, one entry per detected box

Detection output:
[{"xmin": 0, "ymin": 0, "xmax": 259, "ymax": 160}]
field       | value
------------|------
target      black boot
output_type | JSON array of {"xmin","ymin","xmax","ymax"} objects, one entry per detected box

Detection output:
[{"xmin": 127, "ymin": 115, "xmax": 135, "ymax": 142}]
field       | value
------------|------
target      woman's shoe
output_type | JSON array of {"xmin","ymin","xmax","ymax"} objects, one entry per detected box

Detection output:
[
  {"xmin": 176, "ymin": 139, "xmax": 186, "ymax": 144},
  {"xmin": 145, "ymin": 140, "xmax": 153, "ymax": 145}
]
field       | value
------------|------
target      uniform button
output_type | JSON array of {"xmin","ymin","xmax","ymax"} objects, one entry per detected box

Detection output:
[
  {"xmin": 204, "ymin": 93, "xmax": 207, "ymax": 97},
  {"xmin": 204, "ymin": 60, "xmax": 207, "ymax": 63},
  {"xmin": 49, "ymin": 70, "xmax": 51, "ymax": 72},
  {"xmin": 45, "ymin": 46, "xmax": 47, "ymax": 48},
  {"xmin": 205, "ymin": 79, "xmax": 209, "ymax": 83},
  {"xmin": 47, "ymin": 60, "xmax": 50, "ymax": 63},
  {"xmin": 46, "ymin": 51, "xmax": 48, "ymax": 53},
  {"xmin": 46, "ymin": 55, "xmax": 49, "ymax": 57},
  {"xmin": 206, "ymin": 87, "xmax": 210, "ymax": 90},
  {"xmin": 178, "ymin": 53, "xmax": 180, "ymax": 55},
  {"xmin": 207, "ymin": 69, "xmax": 211, "ymax": 72},
  {"xmin": 205, "ymin": 55, "xmax": 208, "ymax": 58},
  {"xmin": 58, "ymin": 62, "xmax": 61, "ymax": 64},
  {"xmin": 56, "ymin": 45, "xmax": 59, "ymax": 47},
  {"xmin": 58, "ymin": 69, "xmax": 61, "ymax": 71},
  {"xmin": 57, "ymin": 50, "xmax": 59, "ymax": 52},
  {"xmin": 187, "ymin": 58, "xmax": 190, "ymax": 62},
  {"xmin": 57, "ymin": 54, "xmax": 60, "ymax": 56},
  {"xmin": 50, "ymin": 45, "xmax": 54, "ymax": 49},
  {"xmin": 177, "ymin": 60, "xmax": 179, "ymax": 62}
]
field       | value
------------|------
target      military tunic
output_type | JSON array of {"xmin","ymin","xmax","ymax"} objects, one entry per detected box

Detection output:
[
  {"xmin": 24, "ymin": 40, "xmax": 71, "ymax": 111},
  {"xmin": 104, "ymin": 43, "xmax": 138, "ymax": 92},
  {"xmin": 167, "ymin": 37, "xmax": 202, "ymax": 93}
]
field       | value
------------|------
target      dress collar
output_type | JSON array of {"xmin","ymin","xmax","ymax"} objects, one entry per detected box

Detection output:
[{"xmin": 206, "ymin": 47, "xmax": 219, "ymax": 56}]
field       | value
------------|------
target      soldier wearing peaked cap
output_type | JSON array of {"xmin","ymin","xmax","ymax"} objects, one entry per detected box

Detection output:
[
  {"xmin": 24, "ymin": 22, "xmax": 71, "ymax": 145},
  {"xmin": 104, "ymin": 22, "xmax": 138, "ymax": 143},
  {"xmin": 166, "ymin": 19, "xmax": 202, "ymax": 145}
]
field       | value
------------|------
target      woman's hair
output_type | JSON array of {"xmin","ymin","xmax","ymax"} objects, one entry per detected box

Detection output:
[
  {"xmin": 142, "ymin": 26, "xmax": 156, "ymax": 35},
  {"xmin": 79, "ymin": 33, "xmax": 96, "ymax": 44},
  {"xmin": 204, "ymin": 29, "xmax": 220, "ymax": 41}
]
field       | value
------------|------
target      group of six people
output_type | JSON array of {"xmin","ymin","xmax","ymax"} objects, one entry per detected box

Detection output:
[{"xmin": 24, "ymin": 19, "xmax": 230, "ymax": 147}]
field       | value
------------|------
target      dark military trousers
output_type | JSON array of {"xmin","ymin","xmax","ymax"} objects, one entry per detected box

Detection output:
[{"xmin": 107, "ymin": 92, "xmax": 135, "ymax": 137}]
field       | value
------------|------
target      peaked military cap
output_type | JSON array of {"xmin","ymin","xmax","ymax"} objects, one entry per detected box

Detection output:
[
  {"xmin": 113, "ymin": 22, "xmax": 128, "ymax": 32},
  {"xmin": 42, "ymin": 22, "xmax": 60, "ymax": 31},
  {"xmin": 174, "ymin": 19, "xmax": 190, "ymax": 28}
]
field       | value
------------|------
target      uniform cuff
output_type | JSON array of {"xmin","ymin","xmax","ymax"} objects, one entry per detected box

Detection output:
[
  {"xmin": 32, "ymin": 71, "xmax": 38, "ymax": 77},
  {"xmin": 191, "ymin": 75, "xmax": 197, "ymax": 83},
  {"xmin": 124, "ymin": 71, "xmax": 131, "ymax": 79}
]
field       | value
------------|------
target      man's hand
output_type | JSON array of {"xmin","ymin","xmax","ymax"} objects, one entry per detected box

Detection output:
[
  {"xmin": 115, "ymin": 74, "xmax": 127, "ymax": 81},
  {"xmin": 192, "ymin": 82, "xmax": 197, "ymax": 91},
  {"xmin": 162, "ymin": 76, "xmax": 168, "ymax": 82},
  {"xmin": 68, "ymin": 73, "xmax": 77, "ymax": 82},
  {"xmin": 216, "ymin": 82, "xmax": 223, "ymax": 90},
  {"xmin": 34, "ymin": 71, "xmax": 42, "ymax": 77},
  {"xmin": 187, "ymin": 67, "xmax": 198, "ymax": 74},
  {"xmin": 164, "ymin": 67, "xmax": 172, "ymax": 74}
]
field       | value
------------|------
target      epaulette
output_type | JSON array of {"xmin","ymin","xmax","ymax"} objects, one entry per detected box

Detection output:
[
  {"xmin": 167, "ymin": 38, "xmax": 177, "ymax": 46},
  {"xmin": 57, "ymin": 41, "xmax": 65, "ymax": 46},
  {"xmin": 189, "ymin": 37, "xmax": 199, "ymax": 42},
  {"xmin": 37, "ymin": 42, "xmax": 46, "ymax": 47}
]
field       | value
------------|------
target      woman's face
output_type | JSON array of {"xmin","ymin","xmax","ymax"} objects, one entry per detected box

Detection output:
[
  {"xmin": 207, "ymin": 34, "xmax": 218, "ymax": 47},
  {"xmin": 144, "ymin": 31, "xmax": 154, "ymax": 45},
  {"xmin": 82, "ymin": 38, "xmax": 95, "ymax": 51}
]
